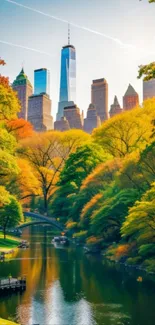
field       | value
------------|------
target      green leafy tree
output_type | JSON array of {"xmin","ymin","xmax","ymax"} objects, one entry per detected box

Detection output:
[
  {"xmin": 59, "ymin": 144, "xmax": 108, "ymax": 188},
  {"xmin": 91, "ymin": 188, "xmax": 139, "ymax": 242},
  {"xmin": 51, "ymin": 143, "xmax": 107, "ymax": 222},
  {"xmin": 0, "ymin": 188, "xmax": 23, "ymax": 239},
  {"xmin": 138, "ymin": 62, "xmax": 155, "ymax": 81},
  {"xmin": 121, "ymin": 183, "xmax": 155, "ymax": 243}
]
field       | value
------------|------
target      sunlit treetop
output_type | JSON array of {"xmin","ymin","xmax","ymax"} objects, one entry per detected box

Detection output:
[{"xmin": 138, "ymin": 62, "xmax": 155, "ymax": 81}]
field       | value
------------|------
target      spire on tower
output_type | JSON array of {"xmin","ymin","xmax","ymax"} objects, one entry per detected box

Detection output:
[{"xmin": 68, "ymin": 23, "xmax": 70, "ymax": 45}]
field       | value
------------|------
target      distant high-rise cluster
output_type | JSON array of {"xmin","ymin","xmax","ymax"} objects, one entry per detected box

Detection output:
[
  {"xmin": 12, "ymin": 68, "xmax": 53, "ymax": 132},
  {"xmin": 12, "ymin": 28, "xmax": 155, "ymax": 134}
]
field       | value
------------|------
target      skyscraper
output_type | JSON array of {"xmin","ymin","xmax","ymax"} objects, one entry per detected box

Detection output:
[
  {"xmin": 143, "ymin": 79, "xmax": 155, "ymax": 101},
  {"xmin": 12, "ymin": 68, "xmax": 33, "ymax": 120},
  {"xmin": 84, "ymin": 104, "xmax": 101, "ymax": 134},
  {"xmin": 34, "ymin": 68, "xmax": 50, "ymax": 96},
  {"xmin": 123, "ymin": 84, "xmax": 139, "ymax": 111},
  {"xmin": 91, "ymin": 78, "xmax": 108, "ymax": 122},
  {"xmin": 64, "ymin": 104, "xmax": 83, "ymax": 130},
  {"xmin": 56, "ymin": 26, "xmax": 76, "ymax": 121},
  {"xmin": 28, "ymin": 93, "xmax": 53, "ymax": 131},
  {"xmin": 109, "ymin": 96, "xmax": 122, "ymax": 118}
]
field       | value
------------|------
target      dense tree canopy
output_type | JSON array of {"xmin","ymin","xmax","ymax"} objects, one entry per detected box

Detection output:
[
  {"xmin": 0, "ymin": 188, "xmax": 23, "ymax": 239},
  {"xmin": 20, "ymin": 130, "xmax": 90, "ymax": 212},
  {"xmin": 0, "ymin": 84, "xmax": 20, "ymax": 121},
  {"xmin": 93, "ymin": 108, "xmax": 153, "ymax": 157}
]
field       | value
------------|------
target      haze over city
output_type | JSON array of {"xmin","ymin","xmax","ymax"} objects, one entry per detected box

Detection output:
[{"xmin": 1, "ymin": 0, "xmax": 155, "ymax": 119}]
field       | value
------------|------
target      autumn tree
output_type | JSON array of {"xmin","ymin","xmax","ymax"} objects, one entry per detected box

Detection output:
[
  {"xmin": 93, "ymin": 108, "xmax": 153, "ymax": 157},
  {"xmin": 0, "ymin": 126, "xmax": 19, "ymax": 181},
  {"xmin": 0, "ymin": 58, "xmax": 9, "ymax": 88},
  {"xmin": 8, "ymin": 158, "xmax": 40, "ymax": 204},
  {"xmin": 20, "ymin": 130, "xmax": 90, "ymax": 213},
  {"xmin": 7, "ymin": 118, "xmax": 34, "ymax": 140},
  {"xmin": 0, "ymin": 84, "xmax": 20, "ymax": 120}
]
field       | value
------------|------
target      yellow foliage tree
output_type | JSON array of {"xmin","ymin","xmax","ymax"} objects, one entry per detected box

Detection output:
[
  {"xmin": 19, "ymin": 129, "xmax": 90, "ymax": 213},
  {"xmin": 93, "ymin": 107, "xmax": 154, "ymax": 157}
]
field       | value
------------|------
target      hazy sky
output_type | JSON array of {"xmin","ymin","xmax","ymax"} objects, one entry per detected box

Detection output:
[{"xmin": 0, "ymin": 0, "xmax": 155, "ymax": 119}]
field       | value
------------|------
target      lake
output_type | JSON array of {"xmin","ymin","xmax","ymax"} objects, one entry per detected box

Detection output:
[{"xmin": 0, "ymin": 225, "xmax": 155, "ymax": 325}]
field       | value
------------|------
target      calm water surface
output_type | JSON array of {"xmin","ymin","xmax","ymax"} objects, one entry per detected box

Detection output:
[{"xmin": 0, "ymin": 226, "xmax": 155, "ymax": 325}]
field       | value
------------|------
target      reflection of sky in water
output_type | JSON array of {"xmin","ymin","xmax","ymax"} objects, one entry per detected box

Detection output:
[
  {"xmin": 1, "ymin": 228, "xmax": 155, "ymax": 325},
  {"xmin": 17, "ymin": 280, "xmax": 130, "ymax": 325},
  {"xmin": 46, "ymin": 280, "xmax": 96, "ymax": 325}
]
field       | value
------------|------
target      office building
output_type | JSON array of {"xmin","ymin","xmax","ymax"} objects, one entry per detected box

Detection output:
[
  {"xmin": 28, "ymin": 93, "xmax": 53, "ymax": 131},
  {"xmin": 64, "ymin": 104, "xmax": 83, "ymax": 130},
  {"xmin": 109, "ymin": 96, "xmax": 122, "ymax": 118},
  {"xmin": 91, "ymin": 78, "xmax": 108, "ymax": 122},
  {"xmin": 56, "ymin": 27, "xmax": 76, "ymax": 121},
  {"xmin": 84, "ymin": 103, "xmax": 101, "ymax": 133},
  {"xmin": 34, "ymin": 68, "xmax": 50, "ymax": 96},
  {"xmin": 143, "ymin": 79, "xmax": 155, "ymax": 101},
  {"xmin": 12, "ymin": 68, "xmax": 33, "ymax": 120},
  {"xmin": 54, "ymin": 117, "xmax": 70, "ymax": 131},
  {"xmin": 123, "ymin": 84, "xmax": 139, "ymax": 111}
]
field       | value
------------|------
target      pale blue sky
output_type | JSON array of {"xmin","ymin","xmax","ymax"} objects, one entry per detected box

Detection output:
[{"xmin": 0, "ymin": 0, "xmax": 155, "ymax": 119}]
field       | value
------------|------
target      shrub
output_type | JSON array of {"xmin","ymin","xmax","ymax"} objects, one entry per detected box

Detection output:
[
  {"xmin": 73, "ymin": 230, "xmax": 87, "ymax": 240},
  {"xmin": 139, "ymin": 244, "xmax": 155, "ymax": 258},
  {"xmin": 126, "ymin": 256, "xmax": 142, "ymax": 265}
]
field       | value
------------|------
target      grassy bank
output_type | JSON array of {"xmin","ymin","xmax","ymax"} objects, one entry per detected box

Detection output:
[
  {"xmin": 0, "ymin": 232, "xmax": 21, "ymax": 253},
  {"xmin": 0, "ymin": 319, "xmax": 19, "ymax": 325}
]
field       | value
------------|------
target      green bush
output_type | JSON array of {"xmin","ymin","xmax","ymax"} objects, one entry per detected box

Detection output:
[
  {"xmin": 139, "ymin": 244, "xmax": 155, "ymax": 258},
  {"xmin": 142, "ymin": 258, "xmax": 155, "ymax": 273},
  {"xmin": 126, "ymin": 256, "xmax": 142, "ymax": 265}
]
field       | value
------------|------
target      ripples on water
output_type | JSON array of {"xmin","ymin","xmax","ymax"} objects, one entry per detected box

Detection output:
[{"xmin": 0, "ymin": 226, "xmax": 155, "ymax": 325}]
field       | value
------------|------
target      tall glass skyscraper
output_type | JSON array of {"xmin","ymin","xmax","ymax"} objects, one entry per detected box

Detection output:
[
  {"xmin": 56, "ymin": 43, "xmax": 76, "ymax": 121},
  {"xmin": 34, "ymin": 68, "xmax": 50, "ymax": 96}
]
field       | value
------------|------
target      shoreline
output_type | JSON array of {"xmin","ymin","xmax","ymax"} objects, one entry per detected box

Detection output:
[
  {"xmin": 0, "ymin": 318, "xmax": 19, "ymax": 325},
  {"xmin": 0, "ymin": 232, "xmax": 21, "ymax": 255}
]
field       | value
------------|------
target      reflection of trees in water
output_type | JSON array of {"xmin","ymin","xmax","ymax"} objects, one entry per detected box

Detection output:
[{"xmin": 1, "ymin": 226, "xmax": 155, "ymax": 325}]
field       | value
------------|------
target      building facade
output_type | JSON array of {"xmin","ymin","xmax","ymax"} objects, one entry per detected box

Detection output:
[
  {"xmin": 109, "ymin": 96, "xmax": 122, "ymax": 118},
  {"xmin": 12, "ymin": 68, "xmax": 33, "ymax": 120},
  {"xmin": 91, "ymin": 78, "xmax": 108, "ymax": 122},
  {"xmin": 143, "ymin": 79, "xmax": 155, "ymax": 101},
  {"xmin": 84, "ymin": 103, "xmax": 101, "ymax": 134},
  {"xmin": 28, "ymin": 94, "xmax": 53, "ymax": 131},
  {"xmin": 54, "ymin": 117, "xmax": 70, "ymax": 131},
  {"xmin": 56, "ymin": 44, "xmax": 76, "ymax": 121},
  {"xmin": 64, "ymin": 104, "xmax": 83, "ymax": 130},
  {"xmin": 34, "ymin": 68, "xmax": 50, "ymax": 96},
  {"xmin": 123, "ymin": 84, "xmax": 139, "ymax": 111}
]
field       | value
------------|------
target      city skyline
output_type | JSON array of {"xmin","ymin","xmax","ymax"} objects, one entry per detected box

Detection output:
[{"xmin": 1, "ymin": 0, "xmax": 155, "ymax": 119}]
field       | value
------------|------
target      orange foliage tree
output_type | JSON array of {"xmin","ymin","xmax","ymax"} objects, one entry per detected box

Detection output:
[{"xmin": 7, "ymin": 118, "xmax": 34, "ymax": 140}]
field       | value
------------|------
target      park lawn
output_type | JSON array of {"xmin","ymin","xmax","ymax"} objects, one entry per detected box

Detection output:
[
  {"xmin": 0, "ymin": 232, "xmax": 21, "ymax": 252},
  {"xmin": 0, "ymin": 319, "xmax": 19, "ymax": 325}
]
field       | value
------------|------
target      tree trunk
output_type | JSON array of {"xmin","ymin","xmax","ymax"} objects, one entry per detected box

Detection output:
[{"xmin": 43, "ymin": 191, "xmax": 48, "ymax": 215}]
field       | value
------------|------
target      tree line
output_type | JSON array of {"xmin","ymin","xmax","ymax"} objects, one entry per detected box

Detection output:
[{"xmin": 0, "ymin": 58, "xmax": 155, "ymax": 273}]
